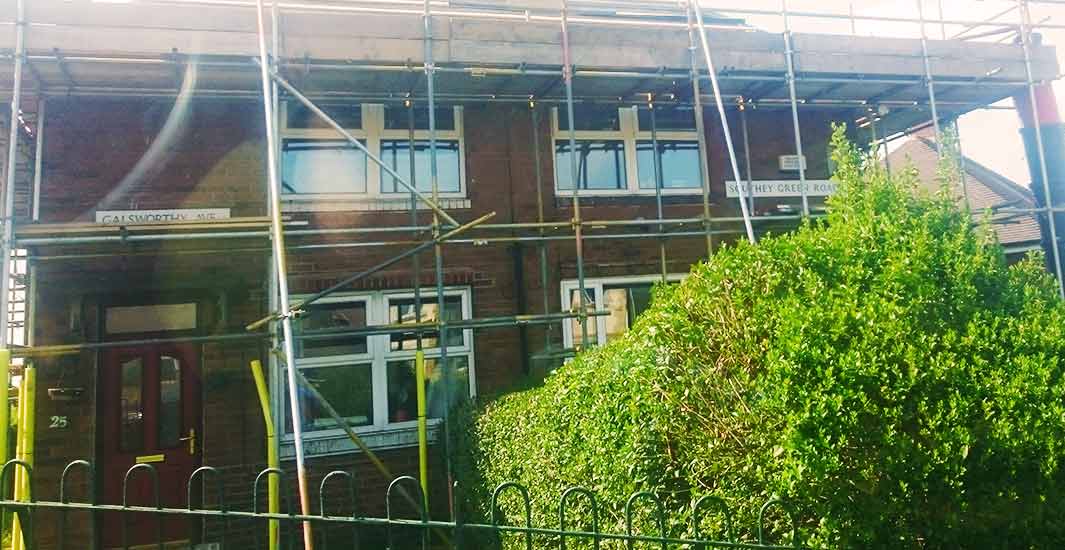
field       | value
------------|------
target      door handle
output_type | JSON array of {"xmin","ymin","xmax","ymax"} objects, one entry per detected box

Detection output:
[{"xmin": 179, "ymin": 428, "xmax": 196, "ymax": 455}]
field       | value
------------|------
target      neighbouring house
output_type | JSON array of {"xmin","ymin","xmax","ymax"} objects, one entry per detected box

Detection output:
[{"xmin": 888, "ymin": 132, "xmax": 1044, "ymax": 261}]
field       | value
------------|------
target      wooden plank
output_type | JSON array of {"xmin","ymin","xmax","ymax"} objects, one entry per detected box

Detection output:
[{"xmin": 13, "ymin": 216, "xmax": 294, "ymax": 239}]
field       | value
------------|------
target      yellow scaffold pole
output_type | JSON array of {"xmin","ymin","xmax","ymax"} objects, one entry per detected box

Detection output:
[
  {"xmin": 416, "ymin": 350, "xmax": 429, "ymax": 510},
  {"xmin": 250, "ymin": 360, "xmax": 280, "ymax": 550},
  {"xmin": 11, "ymin": 365, "xmax": 34, "ymax": 550}
]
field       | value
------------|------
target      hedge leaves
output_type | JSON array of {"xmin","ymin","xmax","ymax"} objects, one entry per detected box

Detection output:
[{"xmin": 456, "ymin": 126, "xmax": 1065, "ymax": 549}]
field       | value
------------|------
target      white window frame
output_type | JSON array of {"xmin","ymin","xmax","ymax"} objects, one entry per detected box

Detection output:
[
  {"xmin": 280, "ymin": 102, "xmax": 467, "ymax": 202},
  {"xmin": 552, "ymin": 106, "xmax": 703, "ymax": 197},
  {"xmin": 278, "ymin": 287, "xmax": 475, "ymax": 455},
  {"xmin": 560, "ymin": 274, "xmax": 685, "ymax": 348}
]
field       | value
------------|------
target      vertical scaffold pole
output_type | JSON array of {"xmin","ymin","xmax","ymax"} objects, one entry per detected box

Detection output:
[
  {"xmin": 422, "ymin": 0, "xmax": 456, "ymax": 515},
  {"xmin": 266, "ymin": 3, "xmax": 282, "ymax": 536},
  {"xmin": 0, "ymin": 4, "xmax": 25, "ymax": 523},
  {"xmin": 875, "ymin": 111, "xmax": 893, "ymax": 175},
  {"xmin": 409, "ymin": 102, "xmax": 423, "ymax": 352},
  {"xmin": 1018, "ymin": 0, "xmax": 1065, "ymax": 296},
  {"xmin": 685, "ymin": 5, "xmax": 715, "ymax": 256},
  {"xmin": 530, "ymin": 105, "xmax": 554, "ymax": 355},
  {"xmin": 407, "ymin": 101, "xmax": 430, "ymax": 506},
  {"xmin": 739, "ymin": 101, "xmax": 755, "ymax": 216},
  {"xmin": 690, "ymin": 0, "xmax": 756, "ymax": 244},
  {"xmin": 647, "ymin": 102, "xmax": 668, "ymax": 281},
  {"xmin": 937, "ymin": 0, "xmax": 947, "ymax": 40},
  {"xmin": 560, "ymin": 0, "xmax": 590, "ymax": 348},
  {"xmin": 916, "ymin": 0, "xmax": 943, "ymax": 144},
  {"xmin": 952, "ymin": 118, "xmax": 972, "ymax": 205},
  {"xmin": 1, "ymin": 0, "xmax": 26, "ymax": 351},
  {"xmin": 31, "ymin": 98, "xmax": 43, "ymax": 223},
  {"xmin": 253, "ymin": 1, "xmax": 315, "ymax": 547},
  {"xmin": 869, "ymin": 110, "xmax": 882, "ymax": 165},
  {"xmin": 781, "ymin": 0, "xmax": 810, "ymax": 217}
]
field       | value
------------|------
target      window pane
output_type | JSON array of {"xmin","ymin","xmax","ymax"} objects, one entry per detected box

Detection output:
[
  {"xmin": 296, "ymin": 301, "xmax": 368, "ymax": 358},
  {"xmin": 285, "ymin": 364, "xmax": 374, "ymax": 432},
  {"xmin": 637, "ymin": 106, "xmax": 697, "ymax": 131},
  {"xmin": 120, "ymin": 357, "xmax": 144, "ymax": 453},
  {"xmin": 567, "ymin": 288, "xmax": 598, "ymax": 349},
  {"xmin": 383, "ymin": 105, "xmax": 456, "ymax": 131},
  {"xmin": 602, "ymin": 285, "xmax": 652, "ymax": 343},
  {"xmin": 287, "ymin": 103, "xmax": 362, "ymax": 129},
  {"xmin": 555, "ymin": 140, "xmax": 627, "ymax": 190},
  {"xmin": 387, "ymin": 356, "xmax": 470, "ymax": 422},
  {"xmin": 282, "ymin": 140, "xmax": 368, "ymax": 194},
  {"xmin": 389, "ymin": 296, "xmax": 464, "ymax": 351},
  {"xmin": 557, "ymin": 105, "xmax": 621, "ymax": 132},
  {"xmin": 380, "ymin": 140, "xmax": 462, "ymax": 194},
  {"xmin": 637, "ymin": 140, "xmax": 701, "ymax": 189},
  {"xmin": 158, "ymin": 356, "xmax": 182, "ymax": 448}
]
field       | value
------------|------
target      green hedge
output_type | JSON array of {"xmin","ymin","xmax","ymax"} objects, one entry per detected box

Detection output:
[{"xmin": 455, "ymin": 126, "xmax": 1065, "ymax": 549}]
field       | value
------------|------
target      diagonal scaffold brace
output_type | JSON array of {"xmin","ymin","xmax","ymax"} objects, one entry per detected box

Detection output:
[
  {"xmin": 246, "ymin": 211, "xmax": 495, "ymax": 332},
  {"xmin": 690, "ymin": 0, "xmax": 757, "ymax": 244}
]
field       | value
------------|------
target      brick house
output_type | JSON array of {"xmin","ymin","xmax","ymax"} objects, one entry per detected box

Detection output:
[
  {"xmin": 888, "ymin": 132, "xmax": 1043, "ymax": 261},
  {"xmin": 0, "ymin": 1, "xmax": 1059, "ymax": 547}
]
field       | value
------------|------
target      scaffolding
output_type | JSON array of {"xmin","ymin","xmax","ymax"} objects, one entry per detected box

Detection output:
[{"xmin": 1, "ymin": 0, "xmax": 1065, "ymax": 547}]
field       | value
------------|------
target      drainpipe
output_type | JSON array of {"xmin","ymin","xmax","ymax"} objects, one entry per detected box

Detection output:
[{"xmin": 1015, "ymin": 82, "xmax": 1065, "ymax": 285}]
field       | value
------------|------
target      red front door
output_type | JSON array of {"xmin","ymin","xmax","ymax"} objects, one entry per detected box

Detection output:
[{"xmin": 100, "ymin": 344, "xmax": 201, "ymax": 548}]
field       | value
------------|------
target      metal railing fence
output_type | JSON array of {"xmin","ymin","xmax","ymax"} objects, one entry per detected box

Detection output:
[{"xmin": 0, "ymin": 459, "xmax": 808, "ymax": 550}]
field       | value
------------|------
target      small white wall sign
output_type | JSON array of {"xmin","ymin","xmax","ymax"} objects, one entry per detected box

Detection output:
[
  {"xmin": 778, "ymin": 154, "xmax": 808, "ymax": 171},
  {"xmin": 725, "ymin": 180, "xmax": 838, "ymax": 199},
  {"xmin": 95, "ymin": 208, "xmax": 232, "ymax": 225}
]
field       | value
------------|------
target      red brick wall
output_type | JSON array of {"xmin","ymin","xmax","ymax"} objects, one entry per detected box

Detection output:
[{"xmin": 37, "ymin": 97, "xmax": 267, "ymax": 223}]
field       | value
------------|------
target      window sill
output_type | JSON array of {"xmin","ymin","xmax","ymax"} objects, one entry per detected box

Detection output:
[
  {"xmin": 554, "ymin": 194, "xmax": 706, "ymax": 207},
  {"xmin": 282, "ymin": 197, "xmax": 471, "ymax": 213},
  {"xmin": 280, "ymin": 421, "xmax": 441, "ymax": 460}
]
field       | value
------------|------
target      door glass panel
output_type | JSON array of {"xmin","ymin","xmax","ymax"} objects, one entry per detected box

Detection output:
[
  {"xmin": 386, "ymin": 356, "xmax": 470, "ymax": 422},
  {"xmin": 120, "ymin": 357, "xmax": 144, "ymax": 452},
  {"xmin": 568, "ymin": 288, "xmax": 598, "ymax": 349},
  {"xmin": 105, "ymin": 303, "xmax": 197, "ymax": 335},
  {"xmin": 158, "ymin": 356, "xmax": 182, "ymax": 448},
  {"xmin": 603, "ymin": 284, "xmax": 653, "ymax": 343},
  {"xmin": 388, "ymin": 296, "xmax": 464, "ymax": 351}
]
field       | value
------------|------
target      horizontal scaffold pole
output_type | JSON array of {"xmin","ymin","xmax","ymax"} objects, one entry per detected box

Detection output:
[{"xmin": 11, "ymin": 311, "xmax": 608, "ymax": 358}]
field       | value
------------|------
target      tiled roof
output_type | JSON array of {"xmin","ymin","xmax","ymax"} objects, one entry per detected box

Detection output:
[{"xmin": 886, "ymin": 137, "xmax": 1043, "ymax": 250}]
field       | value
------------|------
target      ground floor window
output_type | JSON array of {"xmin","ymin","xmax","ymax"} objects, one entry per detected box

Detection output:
[
  {"xmin": 561, "ymin": 275, "xmax": 683, "ymax": 350},
  {"xmin": 280, "ymin": 287, "xmax": 474, "ymax": 443}
]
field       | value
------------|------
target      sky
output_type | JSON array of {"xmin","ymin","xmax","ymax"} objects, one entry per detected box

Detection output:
[{"xmin": 720, "ymin": 0, "xmax": 1065, "ymax": 186}]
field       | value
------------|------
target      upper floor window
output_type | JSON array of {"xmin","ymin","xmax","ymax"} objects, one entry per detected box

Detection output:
[
  {"xmin": 281, "ymin": 103, "xmax": 466, "ymax": 202},
  {"xmin": 553, "ymin": 105, "xmax": 703, "ymax": 195}
]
